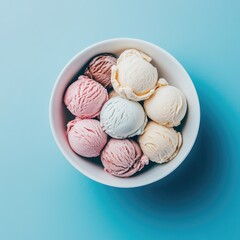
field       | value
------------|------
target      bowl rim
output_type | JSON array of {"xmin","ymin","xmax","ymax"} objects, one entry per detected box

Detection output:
[{"xmin": 49, "ymin": 38, "xmax": 201, "ymax": 188}]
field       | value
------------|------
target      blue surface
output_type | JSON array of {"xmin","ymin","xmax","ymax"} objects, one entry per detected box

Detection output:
[{"xmin": 0, "ymin": 0, "xmax": 239, "ymax": 239}]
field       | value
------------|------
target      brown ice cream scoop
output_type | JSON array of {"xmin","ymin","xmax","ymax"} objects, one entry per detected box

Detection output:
[
  {"xmin": 101, "ymin": 139, "xmax": 149, "ymax": 178},
  {"xmin": 84, "ymin": 54, "xmax": 117, "ymax": 88}
]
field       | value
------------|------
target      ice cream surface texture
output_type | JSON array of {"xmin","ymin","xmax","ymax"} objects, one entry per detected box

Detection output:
[
  {"xmin": 85, "ymin": 54, "xmax": 117, "ymax": 88},
  {"xmin": 67, "ymin": 119, "xmax": 107, "ymax": 157},
  {"xmin": 100, "ymin": 96, "xmax": 147, "ymax": 139},
  {"xmin": 64, "ymin": 75, "xmax": 108, "ymax": 119},
  {"xmin": 138, "ymin": 121, "xmax": 182, "ymax": 164},
  {"xmin": 111, "ymin": 49, "xmax": 159, "ymax": 101},
  {"xmin": 101, "ymin": 139, "xmax": 149, "ymax": 177},
  {"xmin": 144, "ymin": 85, "xmax": 187, "ymax": 127}
]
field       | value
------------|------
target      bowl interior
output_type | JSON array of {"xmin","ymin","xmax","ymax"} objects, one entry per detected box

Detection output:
[{"xmin": 50, "ymin": 38, "xmax": 200, "ymax": 188}]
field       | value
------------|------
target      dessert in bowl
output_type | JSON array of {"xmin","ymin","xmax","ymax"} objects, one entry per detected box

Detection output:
[{"xmin": 49, "ymin": 38, "xmax": 200, "ymax": 188}]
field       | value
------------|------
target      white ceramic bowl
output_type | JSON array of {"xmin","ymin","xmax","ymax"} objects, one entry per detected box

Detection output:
[{"xmin": 49, "ymin": 38, "xmax": 200, "ymax": 188}]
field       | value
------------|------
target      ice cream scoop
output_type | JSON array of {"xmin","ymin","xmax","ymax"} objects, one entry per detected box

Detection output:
[
  {"xmin": 100, "ymin": 96, "xmax": 147, "ymax": 139},
  {"xmin": 64, "ymin": 75, "xmax": 108, "ymax": 119},
  {"xmin": 67, "ymin": 119, "xmax": 107, "ymax": 157},
  {"xmin": 144, "ymin": 85, "xmax": 187, "ymax": 127},
  {"xmin": 84, "ymin": 54, "xmax": 117, "ymax": 88},
  {"xmin": 111, "ymin": 49, "xmax": 161, "ymax": 101},
  {"xmin": 101, "ymin": 139, "xmax": 149, "ymax": 178},
  {"xmin": 138, "ymin": 121, "xmax": 182, "ymax": 164}
]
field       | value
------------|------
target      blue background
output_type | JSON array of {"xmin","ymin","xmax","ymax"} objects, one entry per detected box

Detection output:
[{"xmin": 0, "ymin": 0, "xmax": 239, "ymax": 239}]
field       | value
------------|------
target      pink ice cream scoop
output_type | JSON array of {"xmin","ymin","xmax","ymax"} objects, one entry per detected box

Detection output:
[
  {"xmin": 84, "ymin": 54, "xmax": 117, "ymax": 88},
  {"xmin": 67, "ymin": 119, "xmax": 108, "ymax": 158},
  {"xmin": 64, "ymin": 75, "xmax": 108, "ymax": 118},
  {"xmin": 101, "ymin": 139, "xmax": 149, "ymax": 178}
]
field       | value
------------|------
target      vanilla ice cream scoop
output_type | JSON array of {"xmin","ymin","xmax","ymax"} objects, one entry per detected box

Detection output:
[
  {"xmin": 100, "ymin": 96, "xmax": 147, "ymax": 139},
  {"xmin": 138, "ymin": 121, "xmax": 182, "ymax": 164},
  {"xmin": 144, "ymin": 85, "xmax": 187, "ymax": 127},
  {"xmin": 111, "ymin": 49, "xmax": 161, "ymax": 101}
]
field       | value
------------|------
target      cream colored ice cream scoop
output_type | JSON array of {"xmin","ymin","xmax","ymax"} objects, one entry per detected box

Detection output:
[
  {"xmin": 138, "ymin": 121, "xmax": 182, "ymax": 164},
  {"xmin": 144, "ymin": 85, "xmax": 187, "ymax": 127},
  {"xmin": 111, "ymin": 49, "xmax": 161, "ymax": 101}
]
